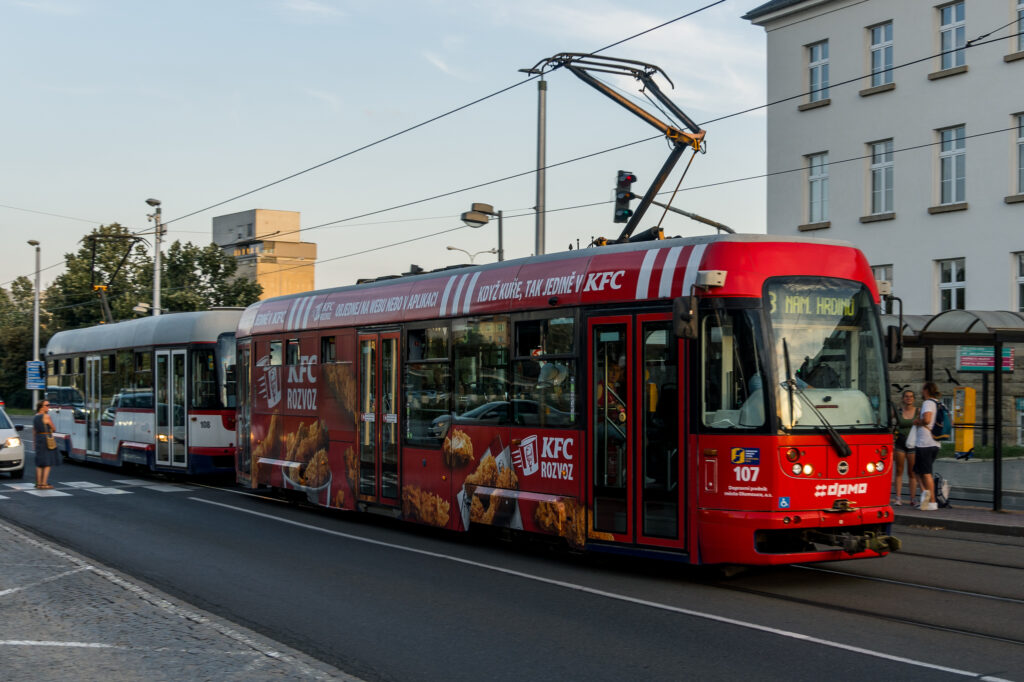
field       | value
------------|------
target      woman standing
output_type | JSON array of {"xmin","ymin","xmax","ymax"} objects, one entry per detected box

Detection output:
[
  {"xmin": 33, "ymin": 400, "xmax": 59, "ymax": 489},
  {"xmin": 913, "ymin": 382, "xmax": 942, "ymax": 511},
  {"xmin": 892, "ymin": 389, "xmax": 918, "ymax": 505}
]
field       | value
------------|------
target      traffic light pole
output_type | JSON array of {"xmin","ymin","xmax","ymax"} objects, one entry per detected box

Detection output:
[{"xmin": 618, "ymin": 144, "xmax": 687, "ymax": 242}]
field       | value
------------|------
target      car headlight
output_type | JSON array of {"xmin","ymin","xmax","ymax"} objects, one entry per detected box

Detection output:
[{"xmin": 4, "ymin": 437, "xmax": 20, "ymax": 448}]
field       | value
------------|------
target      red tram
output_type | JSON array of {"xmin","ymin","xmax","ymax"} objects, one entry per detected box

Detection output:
[{"xmin": 235, "ymin": 235, "xmax": 900, "ymax": 565}]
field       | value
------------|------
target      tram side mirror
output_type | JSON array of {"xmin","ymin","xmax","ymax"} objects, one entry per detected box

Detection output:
[
  {"xmin": 673, "ymin": 296, "xmax": 697, "ymax": 340},
  {"xmin": 886, "ymin": 325, "xmax": 903, "ymax": 364}
]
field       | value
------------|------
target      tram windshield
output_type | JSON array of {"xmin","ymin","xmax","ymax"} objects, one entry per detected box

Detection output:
[{"xmin": 765, "ymin": 277, "xmax": 888, "ymax": 430}]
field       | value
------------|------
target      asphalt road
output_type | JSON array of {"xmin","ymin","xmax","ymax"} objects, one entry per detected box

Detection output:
[{"xmin": 4, "ymin": 427, "xmax": 1023, "ymax": 681}]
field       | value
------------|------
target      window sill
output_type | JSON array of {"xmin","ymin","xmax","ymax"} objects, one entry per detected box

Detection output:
[
  {"xmin": 797, "ymin": 221, "xmax": 831, "ymax": 231},
  {"xmin": 1006, "ymin": 193, "xmax": 1024, "ymax": 204},
  {"xmin": 928, "ymin": 65, "xmax": 968, "ymax": 80},
  {"xmin": 859, "ymin": 82, "xmax": 895, "ymax": 97},
  {"xmin": 1005, "ymin": 51, "xmax": 1024, "ymax": 63},
  {"xmin": 797, "ymin": 98, "xmax": 831, "ymax": 112},
  {"xmin": 928, "ymin": 202, "xmax": 968, "ymax": 214},
  {"xmin": 860, "ymin": 212, "xmax": 895, "ymax": 223}
]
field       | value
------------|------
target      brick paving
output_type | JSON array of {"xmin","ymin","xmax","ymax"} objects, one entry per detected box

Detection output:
[{"xmin": 0, "ymin": 521, "xmax": 358, "ymax": 682}]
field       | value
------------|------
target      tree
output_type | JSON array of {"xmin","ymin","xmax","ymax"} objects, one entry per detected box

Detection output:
[
  {"xmin": 162, "ymin": 240, "xmax": 262, "ymax": 311},
  {"xmin": 46, "ymin": 223, "xmax": 151, "ymax": 329},
  {"xmin": 0, "ymin": 276, "xmax": 49, "ymax": 408}
]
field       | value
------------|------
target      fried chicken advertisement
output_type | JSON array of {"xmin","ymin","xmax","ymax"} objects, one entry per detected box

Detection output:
[
  {"xmin": 283, "ymin": 419, "xmax": 330, "ymax": 487},
  {"xmin": 402, "ymin": 486, "xmax": 450, "ymax": 527},
  {"xmin": 251, "ymin": 414, "xmax": 281, "ymax": 484},
  {"xmin": 534, "ymin": 498, "xmax": 614, "ymax": 549},
  {"xmin": 464, "ymin": 452, "xmax": 520, "ymax": 526},
  {"xmin": 442, "ymin": 428, "xmax": 474, "ymax": 468},
  {"xmin": 323, "ymin": 363, "xmax": 358, "ymax": 421}
]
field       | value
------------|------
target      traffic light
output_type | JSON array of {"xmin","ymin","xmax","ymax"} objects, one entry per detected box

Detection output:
[{"xmin": 613, "ymin": 170, "xmax": 636, "ymax": 223}]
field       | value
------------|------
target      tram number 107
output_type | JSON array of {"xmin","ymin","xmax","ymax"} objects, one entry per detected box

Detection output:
[{"xmin": 734, "ymin": 466, "xmax": 760, "ymax": 482}]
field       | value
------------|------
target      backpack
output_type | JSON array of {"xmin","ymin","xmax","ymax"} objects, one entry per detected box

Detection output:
[
  {"xmin": 933, "ymin": 472, "xmax": 952, "ymax": 508},
  {"xmin": 929, "ymin": 400, "xmax": 952, "ymax": 441}
]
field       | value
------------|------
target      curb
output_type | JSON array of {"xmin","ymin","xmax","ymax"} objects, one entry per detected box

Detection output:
[{"xmin": 892, "ymin": 514, "xmax": 1024, "ymax": 538}]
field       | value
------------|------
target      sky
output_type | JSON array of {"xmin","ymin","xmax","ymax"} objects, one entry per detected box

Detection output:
[{"xmin": 0, "ymin": 0, "xmax": 767, "ymax": 295}]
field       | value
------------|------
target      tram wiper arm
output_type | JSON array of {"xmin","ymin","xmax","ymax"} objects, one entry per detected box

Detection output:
[
  {"xmin": 781, "ymin": 338, "xmax": 851, "ymax": 458},
  {"xmin": 790, "ymin": 385, "xmax": 852, "ymax": 458}
]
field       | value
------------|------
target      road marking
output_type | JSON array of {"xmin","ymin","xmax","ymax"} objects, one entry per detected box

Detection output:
[
  {"xmin": 0, "ymin": 640, "xmax": 117, "ymax": 649},
  {"xmin": 63, "ymin": 481, "xmax": 101, "ymax": 488},
  {"xmin": 140, "ymin": 484, "xmax": 188, "ymax": 492},
  {"xmin": 4, "ymin": 483, "xmax": 38, "ymax": 490},
  {"xmin": 191, "ymin": 496, "xmax": 1009, "ymax": 681},
  {"xmin": 0, "ymin": 567, "xmax": 89, "ymax": 597},
  {"xmin": 84, "ymin": 487, "xmax": 132, "ymax": 495},
  {"xmin": 23, "ymin": 489, "xmax": 71, "ymax": 497}
]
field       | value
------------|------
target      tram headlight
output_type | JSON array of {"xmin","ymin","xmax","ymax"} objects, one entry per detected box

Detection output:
[
  {"xmin": 876, "ymin": 460, "xmax": 885, "ymax": 472},
  {"xmin": 801, "ymin": 463, "xmax": 813, "ymax": 476},
  {"xmin": 866, "ymin": 462, "xmax": 876, "ymax": 473},
  {"xmin": 785, "ymin": 447, "xmax": 801, "ymax": 462},
  {"xmin": 791, "ymin": 463, "xmax": 802, "ymax": 475},
  {"xmin": 878, "ymin": 445, "xmax": 889, "ymax": 459}
]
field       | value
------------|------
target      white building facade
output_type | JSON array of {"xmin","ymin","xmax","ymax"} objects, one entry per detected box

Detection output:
[{"xmin": 745, "ymin": 0, "xmax": 1024, "ymax": 316}]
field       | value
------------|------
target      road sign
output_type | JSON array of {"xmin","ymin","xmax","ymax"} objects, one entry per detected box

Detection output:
[{"xmin": 26, "ymin": 360, "xmax": 46, "ymax": 391}]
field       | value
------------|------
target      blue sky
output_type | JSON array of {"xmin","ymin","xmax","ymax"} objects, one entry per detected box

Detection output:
[{"xmin": 0, "ymin": 0, "xmax": 766, "ymax": 292}]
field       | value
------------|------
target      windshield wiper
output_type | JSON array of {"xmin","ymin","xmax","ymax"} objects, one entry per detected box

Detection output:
[{"xmin": 781, "ymin": 337, "xmax": 852, "ymax": 458}]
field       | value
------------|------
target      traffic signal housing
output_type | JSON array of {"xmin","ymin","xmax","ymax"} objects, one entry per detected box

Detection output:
[{"xmin": 613, "ymin": 170, "xmax": 637, "ymax": 223}]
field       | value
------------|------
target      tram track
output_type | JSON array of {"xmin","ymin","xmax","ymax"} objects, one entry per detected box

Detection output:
[
  {"xmin": 794, "ymin": 564, "xmax": 1024, "ymax": 604},
  {"xmin": 709, "ymin": 573, "xmax": 1024, "ymax": 647}
]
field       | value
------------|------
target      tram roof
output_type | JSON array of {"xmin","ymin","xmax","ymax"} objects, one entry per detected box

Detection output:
[
  {"xmin": 45, "ymin": 309, "xmax": 244, "ymax": 358},
  {"xmin": 238, "ymin": 234, "xmax": 871, "ymax": 337}
]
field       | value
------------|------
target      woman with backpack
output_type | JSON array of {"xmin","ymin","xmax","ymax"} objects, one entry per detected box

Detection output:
[{"xmin": 913, "ymin": 382, "xmax": 941, "ymax": 511}]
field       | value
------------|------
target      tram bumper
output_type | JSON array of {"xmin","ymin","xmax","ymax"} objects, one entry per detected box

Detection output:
[{"xmin": 698, "ymin": 506, "xmax": 900, "ymax": 565}]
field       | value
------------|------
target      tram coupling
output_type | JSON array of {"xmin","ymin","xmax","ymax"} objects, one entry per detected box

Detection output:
[{"xmin": 805, "ymin": 528, "xmax": 902, "ymax": 555}]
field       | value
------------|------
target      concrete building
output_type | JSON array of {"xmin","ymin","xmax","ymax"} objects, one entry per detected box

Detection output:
[
  {"xmin": 212, "ymin": 209, "xmax": 316, "ymax": 300},
  {"xmin": 744, "ymin": 0, "xmax": 1024, "ymax": 316}
]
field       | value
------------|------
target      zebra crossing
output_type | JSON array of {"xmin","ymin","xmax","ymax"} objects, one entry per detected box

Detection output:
[{"xmin": 0, "ymin": 480, "xmax": 189, "ymax": 500}]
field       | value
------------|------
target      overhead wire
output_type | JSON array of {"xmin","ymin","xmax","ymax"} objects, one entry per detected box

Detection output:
[{"xmin": 5, "ymin": 10, "xmax": 1022, "ymax": 291}]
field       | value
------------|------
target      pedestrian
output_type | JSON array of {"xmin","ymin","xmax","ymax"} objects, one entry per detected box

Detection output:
[
  {"xmin": 892, "ymin": 389, "xmax": 918, "ymax": 505},
  {"xmin": 913, "ymin": 382, "xmax": 942, "ymax": 511},
  {"xmin": 33, "ymin": 399, "xmax": 59, "ymax": 489}
]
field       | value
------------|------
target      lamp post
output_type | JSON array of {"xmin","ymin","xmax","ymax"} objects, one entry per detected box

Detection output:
[
  {"xmin": 146, "ymin": 198, "xmax": 163, "ymax": 316},
  {"xmin": 459, "ymin": 203, "xmax": 504, "ymax": 262},
  {"xmin": 27, "ymin": 240, "xmax": 40, "ymax": 408},
  {"xmin": 446, "ymin": 245, "xmax": 497, "ymax": 264},
  {"xmin": 519, "ymin": 66, "xmax": 546, "ymax": 256}
]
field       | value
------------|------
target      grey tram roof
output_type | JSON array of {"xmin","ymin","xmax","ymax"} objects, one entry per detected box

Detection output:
[
  {"xmin": 881, "ymin": 310, "xmax": 1024, "ymax": 346},
  {"xmin": 44, "ymin": 309, "xmax": 244, "ymax": 357}
]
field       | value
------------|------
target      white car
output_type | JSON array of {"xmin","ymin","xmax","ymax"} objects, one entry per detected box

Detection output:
[{"xmin": 0, "ymin": 406, "xmax": 25, "ymax": 479}]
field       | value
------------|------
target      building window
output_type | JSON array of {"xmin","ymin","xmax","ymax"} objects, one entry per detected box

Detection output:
[
  {"xmin": 872, "ymin": 264, "xmax": 894, "ymax": 314},
  {"xmin": 938, "ymin": 257, "xmax": 966, "ymax": 311},
  {"xmin": 1017, "ymin": 1, "xmax": 1024, "ymax": 53},
  {"xmin": 1017, "ymin": 114, "xmax": 1024, "ymax": 194},
  {"xmin": 940, "ymin": 2, "xmax": 966, "ymax": 70},
  {"xmin": 870, "ymin": 22, "xmax": 894, "ymax": 86},
  {"xmin": 807, "ymin": 153, "xmax": 829, "ymax": 222},
  {"xmin": 808, "ymin": 40, "xmax": 830, "ymax": 101},
  {"xmin": 870, "ymin": 139, "xmax": 894, "ymax": 214},
  {"xmin": 939, "ymin": 126, "xmax": 966, "ymax": 204},
  {"xmin": 1017, "ymin": 254, "xmax": 1024, "ymax": 312}
]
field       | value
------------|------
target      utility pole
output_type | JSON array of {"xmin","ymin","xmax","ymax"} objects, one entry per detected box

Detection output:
[
  {"xmin": 28, "ymin": 240, "xmax": 40, "ymax": 408},
  {"xmin": 519, "ymin": 66, "xmax": 547, "ymax": 256},
  {"xmin": 146, "ymin": 198, "xmax": 163, "ymax": 316}
]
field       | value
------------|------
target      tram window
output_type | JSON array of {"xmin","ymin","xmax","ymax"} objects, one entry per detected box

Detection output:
[
  {"xmin": 269, "ymin": 341, "xmax": 283, "ymax": 366},
  {"xmin": 407, "ymin": 326, "xmax": 448, "ymax": 361},
  {"xmin": 512, "ymin": 316, "xmax": 577, "ymax": 427},
  {"xmin": 135, "ymin": 351, "xmax": 152, "ymax": 372},
  {"xmin": 321, "ymin": 336, "xmax": 337, "ymax": 363},
  {"xmin": 103, "ymin": 354, "xmax": 116, "ymax": 373},
  {"xmin": 191, "ymin": 349, "xmax": 221, "ymax": 409},
  {"xmin": 453, "ymin": 316, "xmax": 509, "ymax": 419},
  {"xmin": 286, "ymin": 339, "xmax": 300, "ymax": 365},
  {"xmin": 701, "ymin": 309, "xmax": 767, "ymax": 430}
]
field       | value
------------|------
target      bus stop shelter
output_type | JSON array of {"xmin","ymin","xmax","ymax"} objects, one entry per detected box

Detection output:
[{"xmin": 882, "ymin": 310, "xmax": 1024, "ymax": 511}]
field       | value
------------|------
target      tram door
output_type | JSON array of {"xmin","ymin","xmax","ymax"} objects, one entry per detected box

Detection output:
[
  {"xmin": 155, "ymin": 349, "xmax": 188, "ymax": 469},
  {"xmin": 85, "ymin": 355, "xmax": 102, "ymax": 455},
  {"xmin": 357, "ymin": 332, "xmax": 400, "ymax": 505},
  {"xmin": 588, "ymin": 314, "xmax": 684, "ymax": 548}
]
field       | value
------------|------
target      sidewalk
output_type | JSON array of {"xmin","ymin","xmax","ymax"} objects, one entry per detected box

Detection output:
[
  {"xmin": 0, "ymin": 520, "xmax": 356, "ymax": 682},
  {"xmin": 891, "ymin": 501, "xmax": 1024, "ymax": 537}
]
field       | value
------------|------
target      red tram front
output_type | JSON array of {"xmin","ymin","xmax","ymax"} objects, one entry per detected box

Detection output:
[{"xmin": 235, "ymin": 235, "xmax": 899, "ymax": 565}]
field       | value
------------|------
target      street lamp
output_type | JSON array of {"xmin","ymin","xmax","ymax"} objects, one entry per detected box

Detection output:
[
  {"xmin": 446, "ymin": 245, "xmax": 497, "ymax": 264},
  {"xmin": 460, "ymin": 203, "xmax": 504, "ymax": 262},
  {"xmin": 146, "ymin": 198, "xmax": 163, "ymax": 316},
  {"xmin": 27, "ymin": 240, "xmax": 40, "ymax": 408}
]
